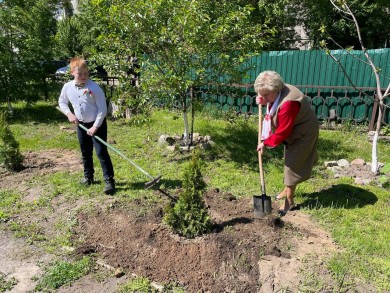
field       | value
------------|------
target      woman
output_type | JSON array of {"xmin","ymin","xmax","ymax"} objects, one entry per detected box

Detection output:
[{"xmin": 254, "ymin": 71, "xmax": 319, "ymax": 215}]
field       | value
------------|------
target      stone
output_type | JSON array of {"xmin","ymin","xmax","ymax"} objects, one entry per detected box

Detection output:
[
  {"xmin": 166, "ymin": 137, "xmax": 176, "ymax": 145},
  {"xmin": 200, "ymin": 142, "xmax": 213, "ymax": 150},
  {"xmin": 157, "ymin": 134, "xmax": 170, "ymax": 146},
  {"xmin": 204, "ymin": 135, "xmax": 211, "ymax": 142},
  {"xmin": 179, "ymin": 146, "xmax": 195, "ymax": 152},
  {"xmin": 192, "ymin": 132, "xmax": 200, "ymax": 140},
  {"xmin": 337, "ymin": 159, "xmax": 350, "ymax": 167},
  {"xmin": 166, "ymin": 146, "xmax": 175, "ymax": 152},
  {"xmin": 324, "ymin": 161, "xmax": 338, "ymax": 167},
  {"xmin": 350, "ymin": 158, "xmax": 365, "ymax": 167},
  {"xmin": 354, "ymin": 178, "xmax": 372, "ymax": 185},
  {"xmin": 115, "ymin": 267, "xmax": 125, "ymax": 278}
]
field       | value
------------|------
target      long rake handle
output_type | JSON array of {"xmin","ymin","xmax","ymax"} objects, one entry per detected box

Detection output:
[
  {"xmin": 56, "ymin": 107, "xmax": 154, "ymax": 180},
  {"xmin": 77, "ymin": 123, "xmax": 154, "ymax": 180},
  {"xmin": 258, "ymin": 106, "xmax": 266, "ymax": 195}
]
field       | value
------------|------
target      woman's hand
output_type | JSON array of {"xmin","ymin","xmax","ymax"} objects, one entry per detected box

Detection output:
[
  {"xmin": 256, "ymin": 94, "xmax": 267, "ymax": 105},
  {"xmin": 257, "ymin": 142, "xmax": 265, "ymax": 154}
]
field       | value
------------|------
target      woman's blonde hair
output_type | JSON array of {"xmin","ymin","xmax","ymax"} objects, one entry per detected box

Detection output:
[
  {"xmin": 70, "ymin": 57, "xmax": 88, "ymax": 71},
  {"xmin": 254, "ymin": 71, "xmax": 284, "ymax": 94}
]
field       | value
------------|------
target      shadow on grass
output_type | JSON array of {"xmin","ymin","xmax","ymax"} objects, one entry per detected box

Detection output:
[
  {"xmin": 301, "ymin": 184, "xmax": 378, "ymax": 209},
  {"xmin": 317, "ymin": 136, "xmax": 355, "ymax": 162},
  {"xmin": 127, "ymin": 178, "xmax": 182, "ymax": 190},
  {"xmin": 200, "ymin": 121, "xmax": 284, "ymax": 168},
  {"xmin": 8, "ymin": 103, "xmax": 65, "ymax": 124}
]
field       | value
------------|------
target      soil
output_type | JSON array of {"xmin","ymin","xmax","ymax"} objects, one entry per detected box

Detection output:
[{"xmin": 1, "ymin": 149, "xmax": 375, "ymax": 292}]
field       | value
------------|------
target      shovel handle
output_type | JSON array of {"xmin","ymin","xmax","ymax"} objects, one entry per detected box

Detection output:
[{"xmin": 258, "ymin": 106, "xmax": 266, "ymax": 195}]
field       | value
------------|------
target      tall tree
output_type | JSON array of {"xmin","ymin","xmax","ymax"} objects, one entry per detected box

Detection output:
[
  {"xmin": 0, "ymin": 0, "xmax": 59, "ymax": 112},
  {"xmin": 55, "ymin": 16, "xmax": 84, "ymax": 59},
  {"xmin": 321, "ymin": 0, "xmax": 390, "ymax": 173},
  {"xmin": 79, "ymin": 0, "xmax": 276, "ymax": 143},
  {"xmin": 300, "ymin": 0, "xmax": 390, "ymax": 49}
]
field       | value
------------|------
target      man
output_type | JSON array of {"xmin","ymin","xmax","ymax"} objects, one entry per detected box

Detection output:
[{"xmin": 58, "ymin": 57, "xmax": 115, "ymax": 195}]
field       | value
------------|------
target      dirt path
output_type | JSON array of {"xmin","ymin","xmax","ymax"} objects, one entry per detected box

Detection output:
[
  {"xmin": 0, "ymin": 150, "xmax": 340, "ymax": 292},
  {"xmin": 0, "ymin": 229, "xmax": 49, "ymax": 293}
]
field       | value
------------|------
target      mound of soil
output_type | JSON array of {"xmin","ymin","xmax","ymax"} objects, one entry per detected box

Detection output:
[{"xmin": 73, "ymin": 190, "xmax": 335, "ymax": 292}]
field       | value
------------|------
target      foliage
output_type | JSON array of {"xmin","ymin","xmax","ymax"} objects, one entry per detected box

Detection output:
[
  {"xmin": 299, "ymin": 0, "xmax": 390, "ymax": 49},
  {"xmin": 77, "ymin": 0, "xmax": 275, "ymax": 141},
  {"xmin": 256, "ymin": 0, "xmax": 302, "ymax": 50},
  {"xmin": 0, "ymin": 112, "xmax": 23, "ymax": 171},
  {"xmin": 380, "ymin": 162, "xmax": 390, "ymax": 174},
  {"xmin": 54, "ymin": 16, "xmax": 84, "ymax": 59},
  {"xmin": 0, "ymin": 273, "xmax": 18, "ymax": 293},
  {"xmin": 0, "ymin": 0, "xmax": 60, "ymax": 109},
  {"xmin": 164, "ymin": 149, "xmax": 212, "ymax": 238},
  {"xmin": 34, "ymin": 257, "xmax": 92, "ymax": 291},
  {"xmin": 316, "ymin": 1, "xmax": 390, "ymax": 174},
  {"xmin": 116, "ymin": 277, "xmax": 157, "ymax": 293}
]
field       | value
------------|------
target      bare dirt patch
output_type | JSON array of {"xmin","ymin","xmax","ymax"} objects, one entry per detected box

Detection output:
[
  {"xmin": 73, "ymin": 191, "xmax": 338, "ymax": 292},
  {"xmin": 0, "ymin": 149, "xmax": 342, "ymax": 292}
]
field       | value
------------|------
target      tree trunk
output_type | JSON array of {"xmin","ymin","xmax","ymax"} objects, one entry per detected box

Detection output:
[
  {"xmin": 182, "ymin": 92, "xmax": 189, "ymax": 145},
  {"xmin": 183, "ymin": 110, "xmax": 189, "ymax": 145},
  {"xmin": 190, "ymin": 87, "xmax": 195, "ymax": 147},
  {"xmin": 7, "ymin": 98, "xmax": 14, "ymax": 117},
  {"xmin": 371, "ymin": 99, "xmax": 384, "ymax": 174}
]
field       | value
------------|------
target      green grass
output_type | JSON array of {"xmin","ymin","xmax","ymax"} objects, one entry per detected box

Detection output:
[
  {"xmin": 34, "ymin": 257, "xmax": 92, "ymax": 291},
  {"xmin": 0, "ymin": 273, "xmax": 18, "ymax": 292},
  {"xmin": 116, "ymin": 277, "xmax": 186, "ymax": 293},
  {"xmin": 1, "ymin": 101, "xmax": 390, "ymax": 291},
  {"xmin": 116, "ymin": 277, "xmax": 157, "ymax": 293}
]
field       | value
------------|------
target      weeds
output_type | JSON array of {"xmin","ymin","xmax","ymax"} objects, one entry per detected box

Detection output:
[
  {"xmin": 34, "ymin": 257, "xmax": 92, "ymax": 291},
  {"xmin": 0, "ymin": 273, "xmax": 18, "ymax": 292}
]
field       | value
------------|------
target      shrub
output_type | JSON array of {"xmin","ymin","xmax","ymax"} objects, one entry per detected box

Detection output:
[
  {"xmin": 0, "ymin": 112, "xmax": 23, "ymax": 171},
  {"xmin": 164, "ymin": 149, "xmax": 212, "ymax": 238}
]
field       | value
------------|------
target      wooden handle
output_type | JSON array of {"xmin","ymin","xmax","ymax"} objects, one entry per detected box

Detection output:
[{"xmin": 258, "ymin": 105, "xmax": 266, "ymax": 194}]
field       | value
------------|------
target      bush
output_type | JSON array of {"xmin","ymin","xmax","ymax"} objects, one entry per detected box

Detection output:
[
  {"xmin": 164, "ymin": 149, "xmax": 212, "ymax": 238},
  {"xmin": 0, "ymin": 112, "xmax": 23, "ymax": 171}
]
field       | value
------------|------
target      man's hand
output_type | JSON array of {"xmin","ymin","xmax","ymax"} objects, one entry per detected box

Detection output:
[
  {"xmin": 87, "ymin": 126, "xmax": 98, "ymax": 136},
  {"xmin": 257, "ymin": 142, "xmax": 265, "ymax": 154},
  {"xmin": 67, "ymin": 112, "xmax": 79, "ymax": 124}
]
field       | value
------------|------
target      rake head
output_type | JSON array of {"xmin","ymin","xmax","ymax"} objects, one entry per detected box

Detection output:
[{"xmin": 144, "ymin": 175, "xmax": 162, "ymax": 189}]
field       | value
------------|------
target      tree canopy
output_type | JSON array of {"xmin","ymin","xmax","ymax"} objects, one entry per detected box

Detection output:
[
  {"xmin": 300, "ymin": 0, "xmax": 390, "ymax": 49},
  {"xmin": 0, "ymin": 0, "xmax": 61, "ymax": 109}
]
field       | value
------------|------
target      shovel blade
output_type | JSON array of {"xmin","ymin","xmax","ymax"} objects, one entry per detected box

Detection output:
[{"xmin": 253, "ymin": 194, "xmax": 272, "ymax": 218}]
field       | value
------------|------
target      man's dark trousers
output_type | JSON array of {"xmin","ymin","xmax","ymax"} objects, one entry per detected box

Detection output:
[{"xmin": 77, "ymin": 119, "xmax": 114, "ymax": 182}]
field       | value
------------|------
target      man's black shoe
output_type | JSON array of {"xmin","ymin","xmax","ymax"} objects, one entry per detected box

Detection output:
[
  {"xmin": 80, "ymin": 177, "xmax": 93, "ymax": 185},
  {"xmin": 104, "ymin": 180, "xmax": 115, "ymax": 195}
]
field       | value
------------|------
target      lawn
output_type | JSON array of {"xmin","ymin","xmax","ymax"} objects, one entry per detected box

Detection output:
[{"xmin": 0, "ymin": 100, "xmax": 389, "ymax": 292}]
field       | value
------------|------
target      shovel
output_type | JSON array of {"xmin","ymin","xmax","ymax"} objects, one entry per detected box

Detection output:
[
  {"xmin": 56, "ymin": 106, "xmax": 162, "ymax": 189},
  {"xmin": 253, "ymin": 105, "xmax": 272, "ymax": 218}
]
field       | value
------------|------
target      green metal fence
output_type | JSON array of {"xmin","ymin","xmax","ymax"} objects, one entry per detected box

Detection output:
[
  {"xmin": 244, "ymin": 49, "xmax": 390, "ymax": 89},
  {"xmin": 98, "ymin": 49, "xmax": 390, "ymax": 127},
  {"xmin": 216, "ymin": 49, "xmax": 390, "ymax": 126}
]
